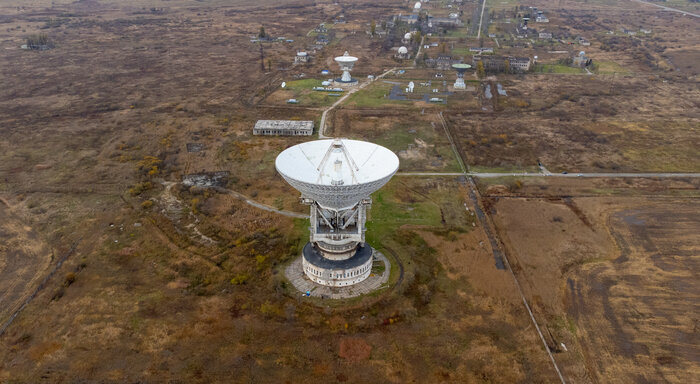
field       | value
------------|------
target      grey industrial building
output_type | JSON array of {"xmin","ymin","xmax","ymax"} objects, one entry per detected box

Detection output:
[
  {"xmin": 253, "ymin": 120, "xmax": 314, "ymax": 136},
  {"xmin": 472, "ymin": 55, "xmax": 532, "ymax": 72}
]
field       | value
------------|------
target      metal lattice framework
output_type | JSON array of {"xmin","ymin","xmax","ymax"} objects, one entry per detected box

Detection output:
[{"xmin": 280, "ymin": 173, "xmax": 393, "ymax": 211}]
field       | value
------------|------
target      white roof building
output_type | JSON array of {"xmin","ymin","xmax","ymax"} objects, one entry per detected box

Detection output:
[{"xmin": 253, "ymin": 120, "xmax": 313, "ymax": 136}]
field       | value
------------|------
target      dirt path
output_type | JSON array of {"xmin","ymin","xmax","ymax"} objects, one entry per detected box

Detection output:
[
  {"xmin": 0, "ymin": 202, "xmax": 54, "ymax": 334},
  {"xmin": 215, "ymin": 187, "xmax": 308, "ymax": 219}
]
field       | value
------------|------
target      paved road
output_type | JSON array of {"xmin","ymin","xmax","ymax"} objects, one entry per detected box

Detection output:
[
  {"xmin": 413, "ymin": 35, "xmax": 425, "ymax": 67},
  {"xmin": 397, "ymin": 172, "xmax": 700, "ymax": 178},
  {"xmin": 632, "ymin": 0, "xmax": 700, "ymax": 17},
  {"xmin": 477, "ymin": 0, "xmax": 487, "ymax": 39}
]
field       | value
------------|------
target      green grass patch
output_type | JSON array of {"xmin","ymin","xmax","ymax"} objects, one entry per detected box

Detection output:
[
  {"xmin": 593, "ymin": 60, "xmax": 630, "ymax": 74},
  {"xmin": 444, "ymin": 27, "xmax": 469, "ymax": 38},
  {"xmin": 284, "ymin": 78, "xmax": 323, "ymax": 90},
  {"xmin": 532, "ymin": 63, "xmax": 586, "ymax": 74},
  {"xmin": 291, "ymin": 218, "xmax": 310, "ymax": 253},
  {"xmin": 486, "ymin": 0, "xmax": 520, "ymax": 10},
  {"xmin": 365, "ymin": 180, "xmax": 443, "ymax": 245},
  {"xmin": 450, "ymin": 47, "xmax": 473, "ymax": 56},
  {"xmin": 345, "ymin": 83, "xmax": 409, "ymax": 108},
  {"xmin": 277, "ymin": 79, "xmax": 340, "ymax": 107}
]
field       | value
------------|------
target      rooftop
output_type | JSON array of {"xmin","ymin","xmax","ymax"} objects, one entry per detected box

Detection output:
[{"xmin": 254, "ymin": 120, "xmax": 313, "ymax": 130}]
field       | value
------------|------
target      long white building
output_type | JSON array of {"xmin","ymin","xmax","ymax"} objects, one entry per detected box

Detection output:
[{"xmin": 253, "ymin": 120, "xmax": 313, "ymax": 136}]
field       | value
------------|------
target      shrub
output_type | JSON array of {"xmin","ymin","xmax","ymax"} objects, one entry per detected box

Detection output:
[
  {"xmin": 129, "ymin": 181, "xmax": 152, "ymax": 196},
  {"xmin": 259, "ymin": 301, "xmax": 282, "ymax": 318},
  {"xmin": 141, "ymin": 200, "xmax": 153, "ymax": 209},
  {"xmin": 51, "ymin": 287, "xmax": 65, "ymax": 301},
  {"xmin": 63, "ymin": 272, "xmax": 76, "ymax": 287},
  {"xmin": 255, "ymin": 254, "xmax": 267, "ymax": 271},
  {"xmin": 26, "ymin": 33, "xmax": 53, "ymax": 50},
  {"xmin": 230, "ymin": 274, "xmax": 249, "ymax": 285}
]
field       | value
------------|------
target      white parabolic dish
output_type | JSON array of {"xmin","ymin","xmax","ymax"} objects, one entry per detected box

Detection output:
[
  {"xmin": 334, "ymin": 55, "xmax": 358, "ymax": 64},
  {"xmin": 276, "ymin": 139, "xmax": 399, "ymax": 210}
]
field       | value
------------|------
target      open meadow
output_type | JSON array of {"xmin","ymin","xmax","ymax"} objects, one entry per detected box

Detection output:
[{"xmin": 0, "ymin": 0, "xmax": 698, "ymax": 382}]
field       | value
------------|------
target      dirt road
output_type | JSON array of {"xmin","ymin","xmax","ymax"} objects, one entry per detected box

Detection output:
[{"xmin": 0, "ymin": 203, "xmax": 52, "ymax": 327}]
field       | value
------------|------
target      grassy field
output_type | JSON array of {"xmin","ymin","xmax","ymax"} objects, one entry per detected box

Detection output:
[
  {"xmin": 444, "ymin": 27, "xmax": 470, "ymax": 38},
  {"xmin": 365, "ymin": 179, "xmax": 444, "ymax": 246},
  {"xmin": 532, "ymin": 63, "xmax": 586, "ymax": 74},
  {"xmin": 345, "ymin": 82, "xmax": 412, "ymax": 107},
  {"xmin": 593, "ymin": 60, "xmax": 631, "ymax": 74},
  {"xmin": 2, "ymin": 0, "xmax": 700, "ymax": 382},
  {"xmin": 330, "ymin": 111, "xmax": 462, "ymax": 172},
  {"xmin": 451, "ymin": 47, "xmax": 475, "ymax": 56},
  {"xmin": 284, "ymin": 78, "xmax": 323, "ymax": 91},
  {"xmin": 267, "ymin": 79, "xmax": 340, "ymax": 107},
  {"xmin": 486, "ymin": 0, "xmax": 520, "ymax": 11}
]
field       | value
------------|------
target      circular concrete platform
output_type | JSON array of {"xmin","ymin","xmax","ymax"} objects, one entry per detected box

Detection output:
[
  {"xmin": 284, "ymin": 250, "xmax": 391, "ymax": 299},
  {"xmin": 333, "ymin": 79, "xmax": 358, "ymax": 87}
]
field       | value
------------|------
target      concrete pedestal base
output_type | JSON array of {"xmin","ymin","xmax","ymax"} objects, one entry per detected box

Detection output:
[
  {"xmin": 284, "ymin": 250, "xmax": 391, "ymax": 299},
  {"xmin": 302, "ymin": 243, "xmax": 373, "ymax": 287},
  {"xmin": 333, "ymin": 79, "xmax": 358, "ymax": 87}
]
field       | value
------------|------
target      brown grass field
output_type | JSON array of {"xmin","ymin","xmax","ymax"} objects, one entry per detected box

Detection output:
[{"xmin": 0, "ymin": 0, "xmax": 698, "ymax": 382}]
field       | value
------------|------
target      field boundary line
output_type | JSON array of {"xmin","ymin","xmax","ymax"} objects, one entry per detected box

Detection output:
[{"xmin": 438, "ymin": 112, "xmax": 567, "ymax": 383}]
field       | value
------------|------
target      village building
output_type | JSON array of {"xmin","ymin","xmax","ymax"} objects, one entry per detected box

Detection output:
[
  {"xmin": 535, "ymin": 10, "xmax": 548, "ymax": 23},
  {"xmin": 427, "ymin": 54, "xmax": 460, "ymax": 70},
  {"xmin": 396, "ymin": 14, "xmax": 419, "ymax": 24},
  {"xmin": 430, "ymin": 16, "xmax": 462, "ymax": 27},
  {"xmin": 253, "ymin": 120, "xmax": 314, "ymax": 136},
  {"xmin": 472, "ymin": 55, "xmax": 531, "ymax": 72},
  {"xmin": 470, "ymin": 47, "xmax": 494, "ymax": 54},
  {"xmin": 572, "ymin": 51, "xmax": 592, "ymax": 68},
  {"xmin": 315, "ymin": 24, "xmax": 327, "ymax": 33},
  {"xmin": 315, "ymin": 35, "xmax": 329, "ymax": 45},
  {"xmin": 295, "ymin": 51, "xmax": 310, "ymax": 64}
]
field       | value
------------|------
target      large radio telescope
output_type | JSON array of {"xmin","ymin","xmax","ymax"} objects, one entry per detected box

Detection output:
[
  {"xmin": 276, "ymin": 139, "xmax": 399, "ymax": 287},
  {"xmin": 334, "ymin": 51, "xmax": 359, "ymax": 84},
  {"xmin": 452, "ymin": 63, "xmax": 471, "ymax": 89}
]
